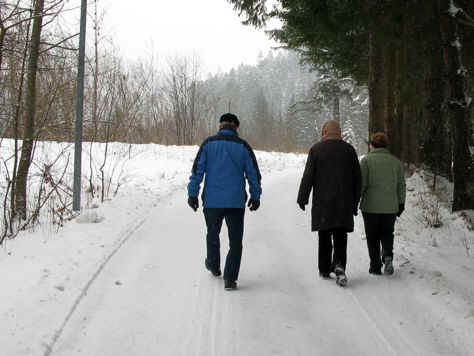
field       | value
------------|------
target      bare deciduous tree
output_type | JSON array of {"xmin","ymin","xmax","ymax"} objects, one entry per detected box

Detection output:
[
  {"xmin": 15, "ymin": 0, "xmax": 45, "ymax": 219},
  {"xmin": 164, "ymin": 55, "xmax": 205, "ymax": 145}
]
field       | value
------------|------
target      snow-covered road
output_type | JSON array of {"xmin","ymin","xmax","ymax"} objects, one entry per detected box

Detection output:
[{"xmin": 48, "ymin": 170, "xmax": 471, "ymax": 356}]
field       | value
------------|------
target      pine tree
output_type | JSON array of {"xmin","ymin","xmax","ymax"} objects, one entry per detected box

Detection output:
[{"xmin": 227, "ymin": 0, "xmax": 474, "ymax": 210}]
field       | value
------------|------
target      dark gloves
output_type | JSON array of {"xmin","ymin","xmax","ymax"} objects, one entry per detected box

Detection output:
[
  {"xmin": 298, "ymin": 202, "xmax": 306, "ymax": 211},
  {"xmin": 397, "ymin": 203, "xmax": 405, "ymax": 217},
  {"xmin": 188, "ymin": 196, "xmax": 198, "ymax": 212},
  {"xmin": 247, "ymin": 199, "xmax": 260, "ymax": 211}
]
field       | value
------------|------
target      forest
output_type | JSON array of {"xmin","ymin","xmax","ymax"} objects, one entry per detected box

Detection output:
[{"xmin": 229, "ymin": 0, "xmax": 474, "ymax": 211}]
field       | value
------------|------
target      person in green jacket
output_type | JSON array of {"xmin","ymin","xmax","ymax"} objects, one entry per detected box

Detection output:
[{"xmin": 360, "ymin": 132, "xmax": 406, "ymax": 275}]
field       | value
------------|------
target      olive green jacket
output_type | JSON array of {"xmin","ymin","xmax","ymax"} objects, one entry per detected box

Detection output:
[{"xmin": 360, "ymin": 148, "xmax": 406, "ymax": 214}]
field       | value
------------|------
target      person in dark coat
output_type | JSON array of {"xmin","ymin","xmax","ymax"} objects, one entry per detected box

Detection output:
[
  {"xmin": 297, "ymin": 120, "xmax": 361, "ymax": 286},
  {"xmin": 187, "ymin": 113, "xmax": 262, "ymax": 291}
]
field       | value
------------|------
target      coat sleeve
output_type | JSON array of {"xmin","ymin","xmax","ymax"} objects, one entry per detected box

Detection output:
[
  {"xmin": 360, "ymin": 156, "xmax": 368, "ymax": 203},
  {"xmin": 397, "ymin": 161, "xmax": 406, "ymax": 204},
  {"xmin": 187, "ymin": 142, "xmax": 208, "ymax": 198},
  {"xmin": 352, "ymin": 149, "xmax": 362, "ymax": 212},
  {"xmin": 297, "ymin": 148, "xmax": 315, "ymax": 205},
  {"xmin": 244, "ymin": 145, "xmax": 262, "ymax": 201}
]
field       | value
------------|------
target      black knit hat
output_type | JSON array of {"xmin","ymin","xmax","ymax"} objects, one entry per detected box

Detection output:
[{"xmin": 219, "ymin": 113, "xmax": 240, "ymax": 127}]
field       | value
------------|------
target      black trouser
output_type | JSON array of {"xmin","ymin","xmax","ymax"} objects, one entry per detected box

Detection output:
[
  {"xmin": 203, "ymin": 208, "xmax": 245, "ymax": 282},
  {"xmin": 317, "ymin": 228, "xmax": 347, "ymax": 275},
  {"xmin": 362, "ymin": 212, "xmax": 397, "ymax": 272}
]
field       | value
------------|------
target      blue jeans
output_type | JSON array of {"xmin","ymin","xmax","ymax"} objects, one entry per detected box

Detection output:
[{"xmin": 203, "ymin": 208, "xmax": 245, "ymax": 281}]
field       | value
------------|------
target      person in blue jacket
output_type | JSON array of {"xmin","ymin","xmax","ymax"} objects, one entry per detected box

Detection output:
[{"xmin": 187, "ymin": 113, "xmax": 262, "ymax": 291}]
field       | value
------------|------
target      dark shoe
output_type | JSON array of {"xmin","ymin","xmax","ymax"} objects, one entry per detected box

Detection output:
[
  {"xmin": 205, "ymin": 259, "xmax": 221, "ymax": 277},
  {"xmin": 319, "ymin": 272, "xmax": 331, "ymax": 279},
  {"xmin": 369, "ymin": 268, "xmax": 382, "ymax": 275},
  {"xmin": 224, "ymin": 280, "xmax": 237, "ymax": 290},
  {"xmin": 334, "ymin": 266, "xmax": 348, "ymax": 287},
  {"xmin": 383, "ymin": 256, "xmax": 394, "ymax": 275}
]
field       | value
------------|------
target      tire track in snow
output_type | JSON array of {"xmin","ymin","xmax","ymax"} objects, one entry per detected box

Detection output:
[
  {"xmin": 208, "ymin": 277, "xmax": 220, "ymax": 356},
  {"xmin": 181, "ymin": 269, "xmax": 222, "ymax": 356},
  {"xmin": 181, "ymin": 270, "xmax": 206, "ymax": 355},
  {"xmin": 43, "ymin": 209, "xmax": 153, "ymax": 356},
  {"xmin": 218, "ymin": 292, "xmax": 236, "ymax": 356},
  {"xmin": 346, "ymin": 289, "xmax": 400, "ymax": 356},
  {"xmin": 346, "ymin": 216, "xmax": 422, "ymax": 356},
  {"xmin": 43, "ymin": 183, "xmax": 192, "ymax": 356}
]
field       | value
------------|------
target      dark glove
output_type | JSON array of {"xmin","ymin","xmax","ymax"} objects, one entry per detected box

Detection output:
[
  {"xmin": 397, "ymin": 203, "xmax": 405, "ymax": 217},
  {"xmin": 188, "ymin": 196, "xmax": 198, "ymax": 212},
  {"xmin": 298, "ymin": 202, "xmax": 306, "ymax": 211},
  {"xmin": 247, "ymin": 199, "xmax": 260, "ymax": 211}
]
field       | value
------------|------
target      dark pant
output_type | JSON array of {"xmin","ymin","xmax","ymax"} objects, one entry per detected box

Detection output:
[
  {"xmin": 317, "ymin": 228, "xmax": 348, "ymax": 274},
  {"xmin": 203, "ymin": 208, "xmax": 245, "ymax": 282},
  {"xmin": 362, "ymin": 212, "xmax": 397, "ymax": 272}
]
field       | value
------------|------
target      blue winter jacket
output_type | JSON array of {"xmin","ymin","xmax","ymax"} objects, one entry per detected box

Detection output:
[{"xmin": 188, "ymin": 129, "xmax": 262, "ymax": 208}]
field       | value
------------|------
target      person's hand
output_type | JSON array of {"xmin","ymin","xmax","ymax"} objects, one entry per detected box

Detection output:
[
  {"xmin": 298, "ymin": 203, "xmax": 306, "ymax": 211},
  {"xmin": 188, "ymin": 196, "xmax": 198, "ymax": 212},
  {"xmin": 397, "ymin": 203, "xmax": 405, "ymax": 217},
  {"xmin": 247, "ymin": 199, "xmax": 260, "ymax": 211},
  {"xmin": 353, "ymin": 206, "xmax": 358, "ymax": 216}
]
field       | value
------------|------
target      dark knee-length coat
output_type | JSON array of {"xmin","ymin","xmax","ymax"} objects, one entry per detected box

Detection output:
[{"xmin": 297, "ymin": 139, "xmax": 361, "ymax": 232}]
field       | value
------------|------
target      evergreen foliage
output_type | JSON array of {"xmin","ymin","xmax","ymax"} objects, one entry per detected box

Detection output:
[{"xmin": 227, "ymin": 0, "xmax": 474, "ymax": 210}]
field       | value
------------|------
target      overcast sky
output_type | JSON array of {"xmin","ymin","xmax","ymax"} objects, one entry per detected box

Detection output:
[{"xmin": 97, "ymin": 0, "xmax": 278, "ymax": 74}]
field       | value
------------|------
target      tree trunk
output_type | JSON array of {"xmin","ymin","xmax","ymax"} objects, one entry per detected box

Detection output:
[
  {"xmin": 423, "ymin": 1, "xmax": 452, "ymax": 183},
  {"xmin": 0, "ymin": 25, "xmax": 6, "ymax": 72},
  {"xmin": 439, "ymin": 0, "xmax": 474, "ymax": 211},
  {"xmin": 385, "ymin": 46, "xmax": 399, "ymax": 157},
  {"xmin": 399, "ymin": 5, "xmax": 422, "ymax": 165},
  {"xmin": 92, "ymin": 0, "xmax": 99, "ymax": 138},
  {"xmin": 368, "ymin": 34, "xmax": 387, "ymax": 137},
  {"xmin": 332, "ymin": 94, "xmax": 340, "ymax": 124},
  {"xmin": 14, "ymin": 0, "xmax": 44, "ymax": 219},
  {"xmin": 9, "ymin": 15, "xmax": 31, "ymax": 220}
]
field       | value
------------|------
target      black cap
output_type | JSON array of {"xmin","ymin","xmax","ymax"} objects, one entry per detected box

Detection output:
[{"xmin": 219, "ymin": 113, "xmax": 240, "ymax": 127}]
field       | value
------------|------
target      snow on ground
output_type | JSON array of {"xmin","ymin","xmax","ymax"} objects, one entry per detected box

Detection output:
[{"xmin": 0, "ymin": 141, "xmax": 473, "ymax": 355}]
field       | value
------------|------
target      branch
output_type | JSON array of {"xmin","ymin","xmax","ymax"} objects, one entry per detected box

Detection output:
[
  {"xmin": 0, "ymin": 0, "xmax": 28, "ymax": 26},
  {"xmin": 457, "ymin": 18, "xmax": 474, "ymax": 28},
  {"xmin": 20, "ymin": 153, "xmax": 72, "ymax": 231},
  {"xmin": 450, "ymin": 2, "xmax": 474, "ymax": 28},
  {"xmin": 39, "ymin": 32, "xmax": 78, "ymax": 54},
  {"xmin": 2, "ymin": 0, "xmax": 66, "ymax": 31},
  {"xmin": 1, "ymin": 159, "xmax": 12, "ymax": 244}
]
